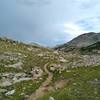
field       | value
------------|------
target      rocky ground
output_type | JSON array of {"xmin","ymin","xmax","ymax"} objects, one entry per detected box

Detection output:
[{"xmin": 0, "ymin": 37, "xmax": 100, "ymax": 100}]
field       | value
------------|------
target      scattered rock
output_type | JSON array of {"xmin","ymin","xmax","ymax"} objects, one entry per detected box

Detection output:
[
  {"xmin": 59, "ymin": 57, "xmax": 66, "ymax": 62},
  {"xmin": 5, "ymin": 62, "xmax": 23, "ymax": 69},
  {"xmin": 0, "ymin": 79, "xmax": 12, "ymax": 87},
  {"xmin": 0, "ymin": 89, "xmax": 7, "ymax": 93},
  {"xmin": 31, "ymin": 67, "xmax": 43, "ymax": 79},
  {"xmin": 5, "ymin": 90, "xmax": 15, "ymax": 96},
  {"xmin": 13, "ymin": 77, "xmax": 31, "ymax": 83}
]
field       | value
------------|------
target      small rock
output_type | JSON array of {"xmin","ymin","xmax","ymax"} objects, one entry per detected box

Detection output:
[
  {"xmin": 5, "ymin": 90, "xmax": 15, "ymax": 96},
  {"xmin": 50, "ymin": 67, "xmax": 55, "ymax": 71},
  {"xmin": 0, "ymin": 89, "xmax": 7, "ymax": 93},
  {"xmin": 49, "ymin": 96, "xmax": 55, "ymax": 100}
]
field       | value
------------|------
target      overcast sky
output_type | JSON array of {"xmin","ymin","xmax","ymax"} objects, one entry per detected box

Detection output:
[{"xmin": 0, "ymin": 0, "xmax": 100, "ymax": 47}]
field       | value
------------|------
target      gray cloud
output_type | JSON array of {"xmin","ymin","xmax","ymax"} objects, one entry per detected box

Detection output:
[
  {"xmin": 75, "ymin": 0, "xmax": 100, "ymax": 9},
  {"xmin": 0, "ymin": 0, "xmax": 100, "ymax": 47},
  {"xmin": 17, "ymin": 0, "xmax": 51, "ymax": 6}
]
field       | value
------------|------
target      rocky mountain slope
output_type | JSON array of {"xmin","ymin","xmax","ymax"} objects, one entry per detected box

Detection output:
[
  {"xmin": 0, "ymin": 37, "xmax": 100, "ymax": 100},
  {"xmin": 54, "ymin": 32, "xmax": 100, "ymax": 52},
  {"xmin": 80, "ymin": 41, "xmax": 100, "ymax": 54}
]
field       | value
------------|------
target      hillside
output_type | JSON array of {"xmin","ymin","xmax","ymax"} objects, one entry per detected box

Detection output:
[
  {"xmin": 0, "ymin": 37, "xmax": 100, "ymax": 100},
  {"xmin": 80, "ymin": 42, "xmax": 100, "ymax": 54},
  {"xmin": 0, "ymin": 37, "xmax": 65, "ymax": 100},
  {"xmin": 54, "ymin": 32, "xmax": 100, "ymax": 52}
]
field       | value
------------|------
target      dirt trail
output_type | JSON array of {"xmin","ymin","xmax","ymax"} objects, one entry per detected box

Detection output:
[{"xmin": 28, "ymin": 63, "xmax": 53, "ymax": 100}]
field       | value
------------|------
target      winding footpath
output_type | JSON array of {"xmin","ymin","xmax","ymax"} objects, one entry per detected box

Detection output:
[{"xmin": 28, "ymin": 63, "xmax": 53, "ymax": 100}]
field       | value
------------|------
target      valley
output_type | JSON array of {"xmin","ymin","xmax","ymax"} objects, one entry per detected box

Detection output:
[{"xmin": 0, "ymin": 33, "xmax": 100, "ymax": 100}]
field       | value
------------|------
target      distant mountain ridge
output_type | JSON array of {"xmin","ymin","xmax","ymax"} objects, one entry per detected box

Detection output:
[{"xmin": 54, "ymin": 32, "xmax": 100, "ymax": 52}]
